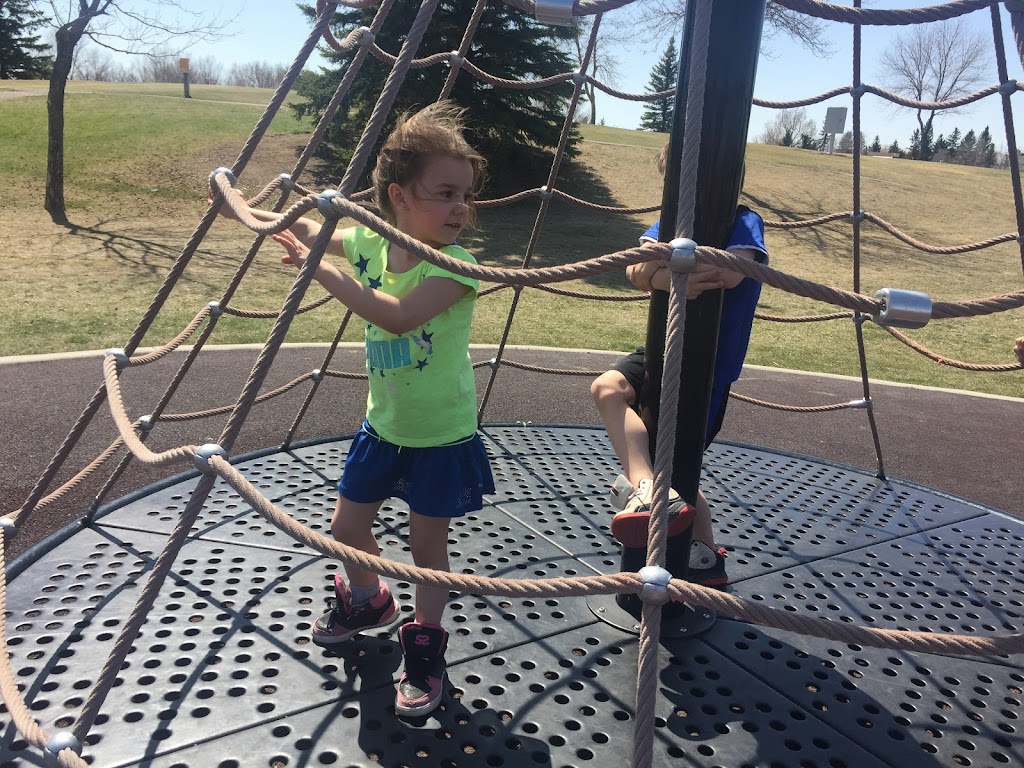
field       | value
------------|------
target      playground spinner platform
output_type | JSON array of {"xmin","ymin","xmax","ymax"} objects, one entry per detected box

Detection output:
[{"xmin": 1, "ymin": 425, "xmax": 1022, "ymax": 767}]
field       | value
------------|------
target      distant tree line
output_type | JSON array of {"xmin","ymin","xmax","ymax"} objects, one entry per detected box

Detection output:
[
  {"xmin": 70, "ymin": 46, "xmax": 288, "ymax": 88},
  {"xmin": 758, "ymin": 107, "xmax": 1009, "ymax": 169}
]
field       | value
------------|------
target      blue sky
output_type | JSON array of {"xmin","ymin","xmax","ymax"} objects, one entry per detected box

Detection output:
[{"xmin": 185, "ymin": 1, "xmax": 1024, "ymax": 152}]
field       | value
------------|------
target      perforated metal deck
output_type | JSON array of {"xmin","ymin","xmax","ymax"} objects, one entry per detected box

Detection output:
[{"xmin": 2, "ymin": 426, "xmax": 1022, "ymax": 767}]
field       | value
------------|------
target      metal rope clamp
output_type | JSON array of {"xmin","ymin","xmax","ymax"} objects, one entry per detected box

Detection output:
[
  {"xmin": 317, "ymin": 189, "xmax": 342, "ymax": 218},
  {"xmin": 535, "ymin": 0, "xmax": 574, "ymax": 26},
  {"xmin": 872, "ymin": 287, "xmax": 932, "ymax": 329},
  {"xmin": 668, "ymin": 237, "xmax": 697, "ymax": 273},
  {"xmin": 105, "ymin": 347, "xmax": 130, "ymax": 370},
  {"xmin": 193, "ymin": 444, "xmax": 228, "ymax": 474},
  {"xmin": 210, "ymin": 166, "xmax": 237, "ymax": 189},
  {"xmin": 638, "ymin": 565, "xmax": 672, "ymax": 605},
  {"xmin": 44, "ymin": 732, "xmax": 83, "ymax": 766}
]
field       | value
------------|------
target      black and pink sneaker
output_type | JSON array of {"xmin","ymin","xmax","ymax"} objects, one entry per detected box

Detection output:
[
  {"xmin": 395, "ymin": 622, "xmax": 448, "ymax": 717},
  {"xmin": 311, "ymin": 575, "xmax": 399, "ymax": 645}
]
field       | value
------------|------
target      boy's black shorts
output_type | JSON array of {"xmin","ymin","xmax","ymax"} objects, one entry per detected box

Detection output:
[{"xmin": 611, "ymin": 347, "xmax": 730, "ymax": 450}]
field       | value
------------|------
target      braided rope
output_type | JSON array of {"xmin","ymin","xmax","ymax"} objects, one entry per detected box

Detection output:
[
  {"xmin": 729, "ymin": 391, "xmax": 858, "ymax": 413},
  {"xmin": 881, "ymin": 326, "xmax": 1024, "ymax": 371},
  {"xmin": 208, "ymin": 452, "xmax": 1024, "ymax": 657},
  {"xmin": 773, "ymin": 0, "xmax": 990, "ymax": 25}
]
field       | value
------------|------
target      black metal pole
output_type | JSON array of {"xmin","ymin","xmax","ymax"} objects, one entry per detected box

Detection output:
[{"xmin": 640, "ymin": 0, "xmax": 766, "ymax": 579}]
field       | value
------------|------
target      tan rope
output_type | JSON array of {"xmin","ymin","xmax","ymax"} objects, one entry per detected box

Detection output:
[
  {"xmin": 6, "ymin": 438, "xmax": 124, "ymax": 522},
  {"xmin": 754, "ymin": 310, "xmax": 852, "ymax": 322},
  {"xmin": 102, "ymin": 357, "xmax": 200, "ymax": 467},
  {"xmin": 881, "ymin": 326, "xmax": 1024, "ymax": 371},
  {"xmin": 773, "ymin": 0, "xmax": 990, "ymax": 25},
  {"xmin": 729, "ymin": 392, "xmax": 858, "ymax": 413},
  {"xmin": 208, "ymin": 453, "xmax": 1024, "ymax": 658}
]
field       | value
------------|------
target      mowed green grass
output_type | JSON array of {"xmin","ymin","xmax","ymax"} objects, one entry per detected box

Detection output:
[{"xmin": 0, "ymin": 81, "xmax": 1022, "ymax": 398}]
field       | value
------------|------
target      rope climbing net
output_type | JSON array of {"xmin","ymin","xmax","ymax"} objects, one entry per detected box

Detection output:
[{"xmin": 3, "ymin": 1, "xmax": 1024, "ymax": 767}]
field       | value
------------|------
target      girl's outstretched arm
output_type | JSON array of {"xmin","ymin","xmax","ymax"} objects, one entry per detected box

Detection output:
[{"xmin": 273, "ymin": 230, "xmax": 471, "ymax": 335}]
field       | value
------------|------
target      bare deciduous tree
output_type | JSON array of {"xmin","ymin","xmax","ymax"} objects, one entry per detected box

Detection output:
[
  {"xmin": 569, "ymin": 18, "xmax": 624, "ymax": 126},
  {"xmin": 187, "ymin": 54, "xmax": 222, "ymax": 85},
  {"xmin": 625, "ymin": 0, "xmax": 833, "ymax": 57},
  {"xmin": 879, "ymin": 18, "xmax": 989, "ymax": 160},
  {"xmin": 758, "ymin": 107, "xmax": 816, "ymax": 145},
  {"xmin": 40, "ymin": 0, "xmax": 238, "ymax": 224},
  {"xmin": 226, "ymin": 60, "xmax": 288, "ymax": 89},
  {"xmin": 137, "ymin": 49, "xmax": 181, "ymax": 82},
  {"xmin": 71, "ymin": 43, "xmax": 136, "ymax": 81}
]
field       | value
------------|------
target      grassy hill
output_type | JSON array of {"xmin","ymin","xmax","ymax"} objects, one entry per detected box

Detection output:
[{"xmin": 0, "ymin": 81, "xmax": 1021, "ymax": 398}]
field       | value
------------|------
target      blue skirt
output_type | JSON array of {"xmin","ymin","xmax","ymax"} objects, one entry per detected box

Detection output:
[{"xmin": 338, "ymin": 421, "xmax": 496, "ymax": 518}]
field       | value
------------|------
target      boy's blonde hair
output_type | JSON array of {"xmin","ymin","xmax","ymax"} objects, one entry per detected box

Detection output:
[{"xmin": 372, "ymin": 101, "xmax": 486, "ymax": 224}]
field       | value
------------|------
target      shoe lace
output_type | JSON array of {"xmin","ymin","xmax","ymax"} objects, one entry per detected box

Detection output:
[{"xmin": 325, "ymin": 595, "xmax": 370, "ymax": 626}]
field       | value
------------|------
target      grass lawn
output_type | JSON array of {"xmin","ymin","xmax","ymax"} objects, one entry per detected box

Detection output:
[{"xmin": 0, "ymin": 81, "xmax": 1021, "ymax": 398}]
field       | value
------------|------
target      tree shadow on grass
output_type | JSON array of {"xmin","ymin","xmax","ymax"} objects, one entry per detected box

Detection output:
[{"xmin": 466, "ymin": 156, "xmax": 657, "ymax": 293}]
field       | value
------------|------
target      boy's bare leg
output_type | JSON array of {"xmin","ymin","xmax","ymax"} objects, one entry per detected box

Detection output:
[
  {"xmin": 693, "ymin": 492, "xmax": 715, "ymax": 548},
  {"xmin": 590, "ymin": 370, "xmax": 655, "ymax": 486}
]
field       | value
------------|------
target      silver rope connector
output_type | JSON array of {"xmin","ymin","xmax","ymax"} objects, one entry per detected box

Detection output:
[
  {"xmin": 358, "ymin": 26, "xmax": 374, "ymax": 45},
  {"xmin": 850, "ymin": 84, "xmax": 866, "ymax": 98},
  {"xmin": 193, "ymin": 444, "xmax": 228, "ymax": 474},
  {"xmin": 317, "ymin": 189, "xmax": 342, "ymax": 218},
  {"xmin": 846, "ymin": 398, "xmax": 870, "ymax": 409},
  {"xmin": 448, "ymin": 50, "xmax": 464, "ymax": 66},
  {"xmin": 137, "ymin": 415, "xmax": 154, "ymax": 433},
  {"xmin": 277, "ymin": 173, "xmax": 295, "ymax": 192},
  {"xmin": 207, "ymin": 301, "xmax": 223, "ymax": 319},
  {"xmin": 872, "ymin": 288, "xmax": 932, "ymax": 329},
  {"xmin": 1000, "ymin": 79, "xmax": 1018, "ymax": 96},
  {"xmin": 535, "ymin": 0, "xmax": 574, "ymax": 26},
  {"xmin": 668, "ymin": 238, "xmax": 697, "ymax": 273},
  {"xmin": 105, "ymin": 348, "xmax": 130, "ymax": 370},
  {"xmin": 311, "ymin": 369, "xmax": 324, "ymax": 383},
  {"xmin": 487, "ymin": 358, "xmax": 500, "ymax": 371},
  {"xmin": 850, "ymin": 210, "xmax": 866, "ymax": 223},
  {"xmin": 538, "ymin": 186, "xmax": 552, "ymax": 200},
  {"xmin": 210, "ymin": 166, "xmax": 237, "ymax": 187},
  {"xmin": 44, "ymin": 732, "xmax": 83, "ymax": 765},
  {"xmin": 1, "ymin": 517, "xmax": 16, "ymax": 538},
  {"xmin": 571, "ymin": 70, "xmax": 587, "ymax": 86},
  {"xmin": 638, "ymin": 565, "xmax": 672, "ymax": 605}
]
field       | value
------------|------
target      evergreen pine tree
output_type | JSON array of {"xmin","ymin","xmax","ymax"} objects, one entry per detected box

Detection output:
[
  {"xmin": 979, "ymin": 126, "xmax": 996, "ymax": 167},
  {"xmin": 817, "ymin": 125, "xmax": 829, "ymax": 151},
  {"xmin": 639, "ymin": 38, "xmax": 677, "ymax": 133},
  {"xmin": 781, "ymin": 127, "xmax": 793, "ymax": 147},
  {"xmin": 947, "ymin": 127, "xmax": 961, "ymax": 155},
  {"xmin": 888, "ymin": 139, "xmax": 901, "ymax": 156},
  {"xmin": 293, "ymin": 1, "xmax": 578, "ymax": 188},
  {"xmin": 909, "ymin": 128, "xmax": 921, "ymax": 159},
  {"xmin": 798, "ymin": 133, "xmax": 815, "ymax": 150},
  {"xmin": 958, "ymin": 129, "xmax": 977, "ymax": 165},
  {"xmin": 870, "ymin": 135, "xmax": 882, "ymax": 153},
  {"xmin": 0, "ymin": 0, "xmax": 53, "ymax": 79}
]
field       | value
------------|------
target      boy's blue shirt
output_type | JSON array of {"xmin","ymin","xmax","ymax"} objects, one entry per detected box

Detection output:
[{"xmin": 639, "ymin": 208, "xmax": 769, "ymax": 388}]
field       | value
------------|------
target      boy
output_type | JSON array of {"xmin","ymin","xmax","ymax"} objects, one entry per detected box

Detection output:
[{"xmin": 590, "ymin": 146, "xmax": 768, "ymax": 588}]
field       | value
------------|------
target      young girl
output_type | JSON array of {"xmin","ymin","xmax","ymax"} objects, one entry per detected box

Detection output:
[{"xmin": 221, "ymin": 102, "xmax": 494, "ymax": 717}]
